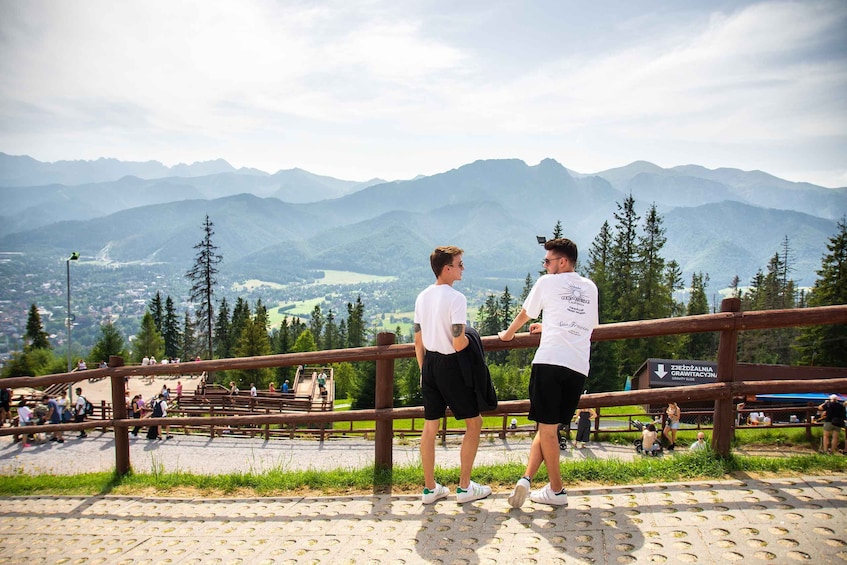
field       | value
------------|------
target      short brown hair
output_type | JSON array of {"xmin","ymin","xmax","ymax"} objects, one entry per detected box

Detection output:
[
  {"xmin": 544, "ymin": 238, "xmax": 578, "ymax": 264},
  {"xmin": 430, "ymin": 246, "xmax": 463, "ymax": 278}
]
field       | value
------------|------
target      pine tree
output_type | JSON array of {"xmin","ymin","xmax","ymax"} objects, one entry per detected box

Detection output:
[
  {"xmin": 499, "ymin": 286, "xmax": 513, "ymax": 331},
  {"xmin": 163, "ymin": 296, "xmax": 181, "ymax": 359},
  {"xmin": 25, "ymin": 303, "xmax": 51, "ymax": 351},
  {"xmin": 149, "ymin": 292, "xmax": 164, "ymax": 334},
  {"xmin": 609, "ymin": 195, "xmax": 641, "ymax": 322},
  {"xmin": 230, "ymin": 297, "xmax": 250, "ymax": 355},
  {"xmin": 739, "ymin": 250, "xmax": 798, "ymax": 363},
  {"xmin": 797, "ymin": 217, "xmax": 847, "ymax": 366},
  {"xmin": 585, "ymin": 221, "xmax": 619, "ymax": 391},
  {"xmin": 346, "ymin": 296, "xmax": 366, "ymax": 348},
  {"xmin": 234, "ymin": 301, "xmax": 273, "ymax": 386},
  {"xmin": 291, "ymin": 329, "xmax": 318, "ymax": 353},
  {"xmin": 310, "ymin": 305, "xmax": 324, "ymax": 349},
  {"xmin": 519, "ymin": 272, "xmax": 534, "ymax": 302},
  {"xmin": 684, "ymin": 272, "xmax": 714, "ymax": 359},
  {"xmin": 134, "ymin": 311, "xmax": 164, "ymax": 362},
  {"xmin": 476, "ymin": 294, "xmax": 500, "ymax": 337},
  {"xmin": 186, "ymin": 215, "xmax": 223, "ymax": 359},
  {"xmin": 89, "ymin": 322, "xmax": 128, "ymax": 364},
  {"xmin": 324, "ymin": 308, "xmax": 340, "ymax": 350},
  {"xmin": 181, "ymin": 310, "xmax": 197, "ymax": 360},
  {"xmin": 213, "ymin": 297, "xmax": 231, "ymax": 359}
]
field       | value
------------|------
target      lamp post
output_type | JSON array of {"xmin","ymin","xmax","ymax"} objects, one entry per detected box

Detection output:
[{"xmin": 66, "ymin": 252, "xmax": 79, "ymax": 375}]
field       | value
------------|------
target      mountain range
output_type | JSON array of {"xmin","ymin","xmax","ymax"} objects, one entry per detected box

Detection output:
[{"xmin": 1, "ymin": 152, "xmax": 845, "ymax": 294}]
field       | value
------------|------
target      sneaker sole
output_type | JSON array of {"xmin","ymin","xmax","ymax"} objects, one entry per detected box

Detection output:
[
  {"xmin": 456, "ymin": 493, "xmax": 490, "ymax": 503},
  {"xmin": 508, "ymin": 484, "xmax": 529, "ymax": 508},
  {"xmin": 422, "ymin": 489, "xmax": 449, "ymax": 504},
  {"xmin": 530, "ymin": 495, "xmax": 568, "ymax": 507}
]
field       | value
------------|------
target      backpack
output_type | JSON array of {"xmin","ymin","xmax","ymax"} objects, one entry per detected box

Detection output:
[
  {"xmin": 151, "ymin": 399, "xmax": 164, "ymax": 418},
  {"xmin": 81, "ymin": 396, "xmax": 93, "ymax": 416}
]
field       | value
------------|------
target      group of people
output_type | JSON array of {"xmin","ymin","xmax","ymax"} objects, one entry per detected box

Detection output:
[
  {"xmin": 414, "ymin": 239, "xmax": 598, "ymax": 507},
  {"xmin": 13, "ymin": 387, "xmax": 91, "ymax": 447},
  {"xmin": 128, "ymin": 390, "xmax": 173, "ymax": 440},
  {"xmin": 230, "ymin": 372, "xmax": 329, "ymax": 405}
]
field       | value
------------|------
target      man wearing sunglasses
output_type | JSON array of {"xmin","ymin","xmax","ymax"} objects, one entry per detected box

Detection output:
[
  {"xmin": 498, "ymin": 238, "xmax": 598, "ymax": 507},
  {"xmin": 414, "ymin": 245, "xmax": 492, "ymax": 504}
]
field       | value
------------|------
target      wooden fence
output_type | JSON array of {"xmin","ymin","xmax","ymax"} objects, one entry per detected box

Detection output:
[{"xmin": 1, "ymin": 299, "xmax": 845, "ymax": 478}]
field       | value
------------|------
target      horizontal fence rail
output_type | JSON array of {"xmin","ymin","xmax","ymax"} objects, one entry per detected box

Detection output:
[{"xmin": 2, "ymin": 301, "xmax": 845, "ymax": 478}]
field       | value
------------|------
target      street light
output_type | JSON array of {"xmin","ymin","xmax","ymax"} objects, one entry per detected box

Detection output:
[{"xmin": 66, "ymin": 251, "xmax": 79, "ymax": 375}]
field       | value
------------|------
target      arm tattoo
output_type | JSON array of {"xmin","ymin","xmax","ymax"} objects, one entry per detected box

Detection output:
[
  {"xmin": 413, "ymin": 323, "xmax": 421, "ymax": 333},
  {"xmin": 451, "ymin": 324, "xmax": 464, "ymax": 338}
]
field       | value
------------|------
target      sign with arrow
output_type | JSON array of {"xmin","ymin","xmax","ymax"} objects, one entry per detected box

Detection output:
[{"xmin": 648, "ymin": 358, "xmax": 718, "ymax": 387}]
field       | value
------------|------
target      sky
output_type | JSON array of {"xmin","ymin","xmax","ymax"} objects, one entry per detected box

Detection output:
[{"xmin": 1, "ymin": 0, "xmax": 845, "ymax": 187}]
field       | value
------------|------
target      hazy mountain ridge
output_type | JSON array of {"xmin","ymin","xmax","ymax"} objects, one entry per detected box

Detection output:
[
  {"xmin": 593, "ymin": 160, "xmax": 847, "ymax": 219},
  {"xmin": 0, "ymin": 155, "xmax": 843, "ymax": 290}
]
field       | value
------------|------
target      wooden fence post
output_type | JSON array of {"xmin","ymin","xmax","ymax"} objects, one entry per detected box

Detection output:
[
  {"xmin": 374, "ymin": 332, "xmax": 395, "ymax": 488},
  {"xmin": 109, "ymin": 356, "xmax": 130, "ymax": 475},
  {"xmin": 713, "ymin": 298, "xmax": 741, "ymax": 456}
]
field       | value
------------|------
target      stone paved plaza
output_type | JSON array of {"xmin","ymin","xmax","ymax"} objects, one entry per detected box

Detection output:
[{"xmin": 1, "ymin": 435, "xmax": 845, "ymax": 563}]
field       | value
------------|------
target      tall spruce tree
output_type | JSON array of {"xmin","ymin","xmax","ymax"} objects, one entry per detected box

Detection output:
[
  {"xmin": 324, "ymin": 308, "xmax": 340, "ymax": 350},
  {"xmin": 586, "ymin": 221, "xmax": 619, "ymax": 391},
  {"xmin": 797, "ymin": 217, "xmax": 847, "ymax": 366},
  {"xmin": 181, "ymin": 310, "xmax": 197, "ymax": 360},
  {"xmin": 310, "ymin": 305, "xmax": 324, "ymax": 350},
  {"xmin": 89, "ymin": 322, "xmax": 128, "ymax": 363},
  {"xmin": 186, "ymin": 215, "xmax": 222, "ymax": 359},
  {"xmin": 163, "ymin": 296, "xmax": 181, "ymax": 359},
  {"xmin": 346, "ymin": 296, "xmax": 366, "ymax": 348},
  {"xmin": 213, "ymin": 297, "xmax": 231, "ymax": 359},
  {"xmin": 234, "ymin": 301, "xmax": 273, "ymax": 387},
  {"xmin": 230, "ymin": 297, "xmax": 250, "ymax": 355},
  {"xmin": 134, "ymin": 311, "xmax": 164, "ymax": 362},
  {"xmin": 609, "ymin": 195, "xmax": 641, "ymax": 322},
  {"xmin": 739, "ymin": 249, "xmax": 798, "ymax": 363},
  {"xmin": 25, "ymin": 303, "xmax": 51, "ymax": 351},
  {"xmin": 684, "ymin": 272, "xmax": 714, "ymax": 359},
  {"xmin": 149, "ymin": 292, "xmax": 164, "ymax": 334}
]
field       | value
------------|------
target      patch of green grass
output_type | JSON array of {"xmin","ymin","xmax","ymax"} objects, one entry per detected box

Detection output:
[{"xmin": 2, "ymin": 450, "xmax": 845, "ymax": 498}]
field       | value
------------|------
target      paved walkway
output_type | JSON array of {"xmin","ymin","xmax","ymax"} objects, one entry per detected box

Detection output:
[{"xmin": 1, "ymin": 434, "xmax": 846, "ymax": 563}]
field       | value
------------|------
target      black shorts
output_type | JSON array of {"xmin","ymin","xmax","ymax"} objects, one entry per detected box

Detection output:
[
  {"xmin": 528, "ymin": 364, "xmax": 587, "ymax": 425},
  {"xmin": 421, "ymin": 350, "xmax": 479, "ymax": 421}
]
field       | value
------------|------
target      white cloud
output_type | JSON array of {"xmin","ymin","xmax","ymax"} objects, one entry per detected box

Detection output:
[{"xmin": 0, "ymin": 0, "xmax": 845, "ymax": 186}]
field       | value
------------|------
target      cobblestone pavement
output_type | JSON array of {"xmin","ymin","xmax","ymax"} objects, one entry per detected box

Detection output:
[
  {"xmin": 1, "ymin": 434, "xmax": 846, "ymax": 564},
  {"xmin": 1, "ymin": 475, "xmax": 846, "ymax": 564}
]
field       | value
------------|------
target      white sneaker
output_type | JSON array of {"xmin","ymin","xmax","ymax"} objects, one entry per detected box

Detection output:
[
  {"xmin": 508, "ymin": 477, "xmax": 531, "ymax": 508},
  {"xmin": 529, "ymin": 483, "xmax": 568, "ymax": 506},
  {"xmin": 422, "ymin": 483, "xmax": 449, "ymax": 504},
  {"xmin": 456, "ymin": 480, "xmax": 492, "ymax": 503}
]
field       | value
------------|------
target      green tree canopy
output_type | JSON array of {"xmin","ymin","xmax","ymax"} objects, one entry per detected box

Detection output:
[
  {"xmin": 133, "ymin": 311, "xmax": 164, "ymax": 362},
  {"xmin": 89, "ymin": 322, "xmax": 128, "ymax": 364},
  {"xmin": 25, "ymin": 303, "xmax": 51, "ymax": 351}
]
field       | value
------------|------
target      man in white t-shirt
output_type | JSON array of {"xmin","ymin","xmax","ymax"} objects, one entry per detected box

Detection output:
[
  {"xmin": 499, "ymin": 238, "xmax": 598, "ymax": 508},
  {"xmin": 414, "ymin": 245, "xmax": 491, "ymax": 504}
]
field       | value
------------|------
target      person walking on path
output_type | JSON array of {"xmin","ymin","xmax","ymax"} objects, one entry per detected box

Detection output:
[
  {"xmin": 414, "ymin": 245, "xmax": 491, "ymax": 504},
  {"xmin": 74, "ymin": 388, "xmax": 88, "ymax": 439},
  {"xmin": 499, "ymin": 237, "xmax": 598, "ymax": 507},
  {"xmin": 818, "ymin": 394, "xmax": 846, "ymax": 455}
]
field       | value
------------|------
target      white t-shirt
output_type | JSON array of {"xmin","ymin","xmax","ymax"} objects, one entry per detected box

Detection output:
[
  {"xmin": 523, "ymin": 271, "xmax": 599, "ymax": 376},
  {"xmin": 18, "ymin": 406, "xmax": 32, "ymax": 425},
  {"xmin": 414, "ymin": 284, "xmax": 467, "ymax": 355}
]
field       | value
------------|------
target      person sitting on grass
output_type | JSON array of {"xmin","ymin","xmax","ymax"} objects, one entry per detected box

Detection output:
[
  {"xmin": 641, "ymin": 423, "xmax": 661, "ymax": 456},
  {"xmin": 689, "ymin": 431, "xmax": 708, "ymax": 451}
]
